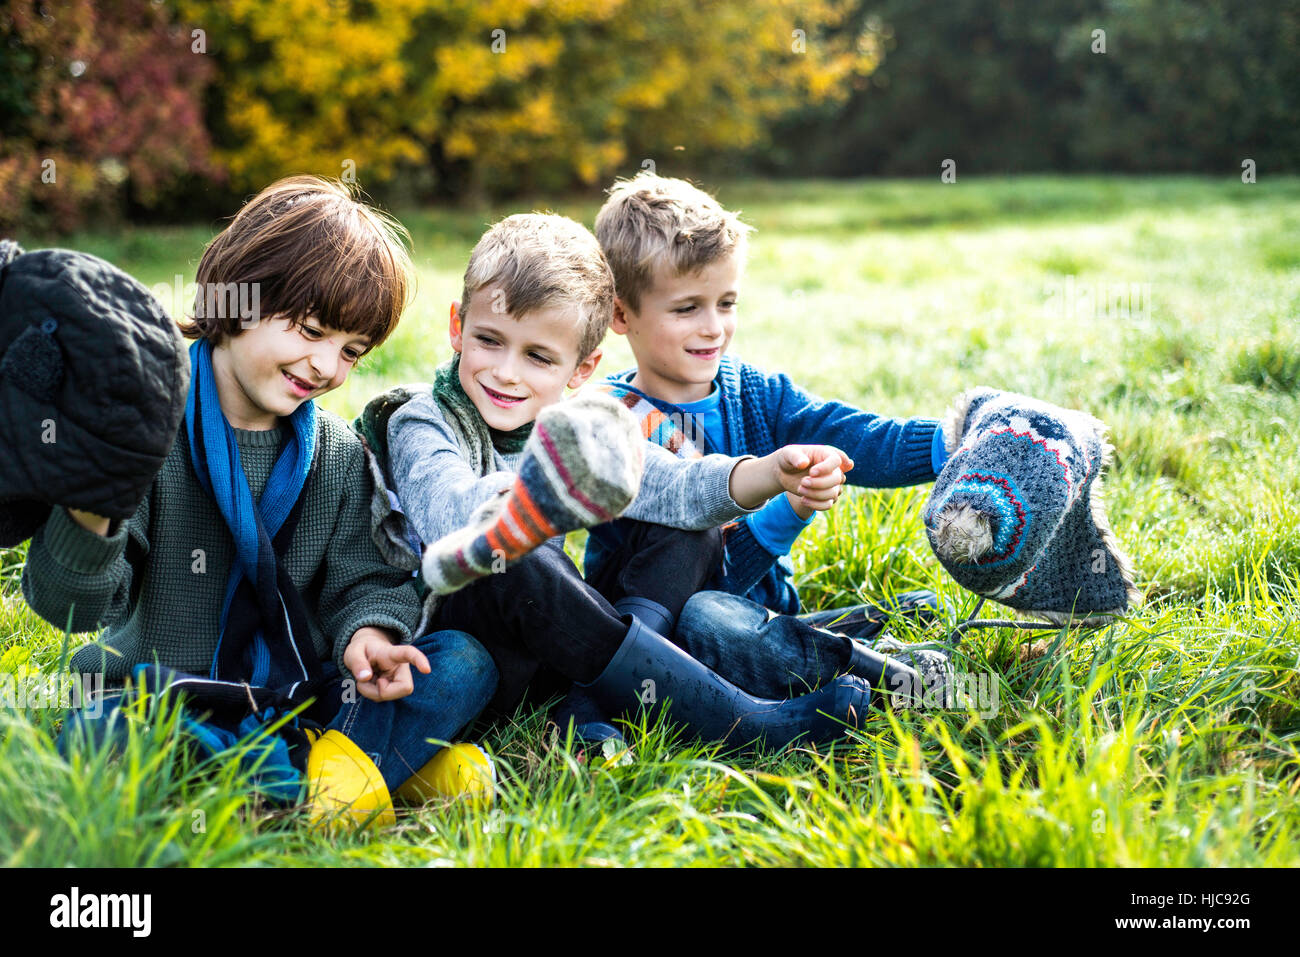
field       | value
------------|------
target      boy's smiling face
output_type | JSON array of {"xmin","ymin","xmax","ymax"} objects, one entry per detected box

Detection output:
[
  {"xmin": 212, "ymin": 315, "xmax": 369, "ymax": 430},
  {"xmin": 452, "ymin": 284, "xmax": 602, "ymax": 432},
  {"xmin": 612, "ymin": 252, "xmax": 741, "ymax": 404}
]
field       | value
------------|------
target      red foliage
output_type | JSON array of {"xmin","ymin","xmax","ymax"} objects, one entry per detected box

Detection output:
[{"xmin": 1, "ymin": 0, "xmax": 220, "ymax": 233}]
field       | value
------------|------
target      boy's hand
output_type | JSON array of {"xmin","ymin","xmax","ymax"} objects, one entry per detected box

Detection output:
[
  {"xmin": 343, "ymin": 626, "xmax": 430, "ymax": 702},
  {"xmin": 728, "ymin": 445, "xmax": 853, "ymax": 511},
  {"xmin": 774, "ymin": 445, "xmax": 853, "ymax": 512}
]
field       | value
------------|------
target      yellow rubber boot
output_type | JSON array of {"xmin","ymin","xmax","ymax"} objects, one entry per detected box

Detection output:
[
  {"xmin": 304, "ymin": 730, "xmax": 397, "ymax": 831},
  {"xmin": 393, "ymin": 743, "xmax": 496, "ymax": 807}
]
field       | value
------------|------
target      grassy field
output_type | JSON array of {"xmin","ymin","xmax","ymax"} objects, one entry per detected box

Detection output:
[{"xmin": 2, "ymin": 176, "xmax": 1298, "ymax": 866}]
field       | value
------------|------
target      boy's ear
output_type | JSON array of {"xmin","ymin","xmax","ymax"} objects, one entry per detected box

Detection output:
[
  {"xmin": 610, "ymin": 297, "xmax": 631, "ymax": 336},
  {"xmin": 449, "ymin": 301, "xmax": 463, "ymax": 353},
  {"xmin": 568, "ymin": 347, "xmax": 603, "ymax": 390}
]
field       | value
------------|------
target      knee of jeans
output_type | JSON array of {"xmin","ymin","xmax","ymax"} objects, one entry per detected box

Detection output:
[
  {"xmin": 679, "ymin": 590, "xmax": 750, "ymax": 639},
  {"xmin": 434, "ymin": 629, "xmax": 499, "ymax": 704}
]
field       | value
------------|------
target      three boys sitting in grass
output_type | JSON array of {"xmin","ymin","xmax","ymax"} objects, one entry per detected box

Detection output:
[{"xmin": 23, "ymin": 171, "xmax": 953, "ymax": 820}]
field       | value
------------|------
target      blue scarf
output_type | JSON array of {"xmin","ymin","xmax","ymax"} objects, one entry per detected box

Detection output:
[{"xmin": 185, "ymin": 339, "xmax": 322, "ymax": 692}]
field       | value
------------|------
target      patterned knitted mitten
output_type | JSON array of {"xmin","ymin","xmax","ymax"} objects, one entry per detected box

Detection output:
[{"xmin": 422, "ymin": 392, "xmax": 645, "ymax": 595}]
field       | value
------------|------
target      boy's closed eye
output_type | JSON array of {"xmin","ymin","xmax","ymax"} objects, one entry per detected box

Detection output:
[
  {"xmin": 298, "ymin": 321, "xmax": 368, "ymax": 362},
  {"xmin": 672, "ymin": 298, "xmax": 736, "ymax": 315}
]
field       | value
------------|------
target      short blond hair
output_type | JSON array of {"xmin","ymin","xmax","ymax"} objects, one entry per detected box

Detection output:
[
  {"xmin": 461, "ymin": 213, "xmax": 613, "ymax": 362},
  {"xmin": 595, "ymin": 171, "xmax": 753, "ymax": 312}
]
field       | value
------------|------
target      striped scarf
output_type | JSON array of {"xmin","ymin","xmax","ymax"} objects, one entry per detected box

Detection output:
[{"xmin": 590, "ymin": 380, "xmax": 704, "ymax": 460}]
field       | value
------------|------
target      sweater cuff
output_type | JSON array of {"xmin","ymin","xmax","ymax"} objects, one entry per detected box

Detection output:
[
  {"xmin": 41, "ymin": 506, "xmax": 129, "ymax": 576},
  {"xmin": 746, "ymin": 494, "xmax": 815, "ymax": 557},
  {"xmin": 931, "ymin": 423, "xmax": 951, "ymax": 476},
  {"xmin": 900, "ymin": 418, "xmax": 943, "ymax": 481},
  {"xmin": 707, "ymin": 454, "xmax": 762, "ymax": 521}
]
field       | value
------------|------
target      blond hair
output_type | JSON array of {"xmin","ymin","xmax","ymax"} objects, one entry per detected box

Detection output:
[
  {"xmin": 461, "ymin": 213, "xmax": 614, "ymax": 362},
  {"xmin": 182, "ymin": 175, "xmax": 413, "ymax": 350},
  {"xmin": 594, "ymin": 171, "xmax": 752, "ymax": 312}
]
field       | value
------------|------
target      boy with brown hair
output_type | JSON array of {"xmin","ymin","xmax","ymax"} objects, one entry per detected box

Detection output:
[
  {"xmin": 363, "ymin": 212, "xmax": 881, "ymax": 749},
  {"xmin": 589, "ymin": 171, "xmax": 952, "ymax": 700},
  {"xmin": 22, "ymin": 175, "xmax": 496, "ymax": 818}
]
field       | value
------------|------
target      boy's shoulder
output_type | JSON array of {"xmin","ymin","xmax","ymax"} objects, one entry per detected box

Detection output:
[
  {"xmin": 601, "ymin": 354, "xmax": 790, "ymax": 408},
  {"xmin": 316, "ymin": 406, "xmax": 361, "ymax": 448},
  {"xmin": 354, "ymin": 383, "xmax": 435, "ymax": 462},
  {"xmin": 312, "ymin": 407, "xmax": 367, "ymax": 473},
  {"xmin": 717, "ymin": 354, "xmax": 791, "ymax": 395}
]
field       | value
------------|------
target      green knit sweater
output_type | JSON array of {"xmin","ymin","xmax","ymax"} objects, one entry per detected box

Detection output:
[{"xmin": 21, "ymin": 410, "xmax": 423, "ymax": 682}]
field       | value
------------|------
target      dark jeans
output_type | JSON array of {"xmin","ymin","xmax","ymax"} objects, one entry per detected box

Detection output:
[
  {"xmin": 434, "ymin": 522, "xmax": 723, "ymax": 715},
  {"xmin": 675, "ymin": 589, "xmax": 944, "ymax": 699}
]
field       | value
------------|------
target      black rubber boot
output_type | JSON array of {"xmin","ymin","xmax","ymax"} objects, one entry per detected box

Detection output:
[
  {"xmin": 552, "ymin": 685, "xmax": 624, "ymax": 747},
  {"xmin": 551, "ymin": 596, "xmax": 677, "ymax": 748},
  {"xmin": 579, "ymin": 617, "xmax": 874, "ymax": 750},
  {"xmin": 613, "ymin": 596, "xmax": 674, "ymax": 637}
]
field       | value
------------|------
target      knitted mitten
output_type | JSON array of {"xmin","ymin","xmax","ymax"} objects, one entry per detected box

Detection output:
[
  {"xmin": 422, "ymin": 392, "xmax": 645, "ymax": 595},
  {"xmin": 923, "ymin": 387, "xmax": 1139, "ymax": 622}
]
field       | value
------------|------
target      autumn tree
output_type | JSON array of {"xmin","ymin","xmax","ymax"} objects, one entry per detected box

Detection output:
[{"xmin": 0, "ymin": 0, "xmax": 216, "ymax": 233}]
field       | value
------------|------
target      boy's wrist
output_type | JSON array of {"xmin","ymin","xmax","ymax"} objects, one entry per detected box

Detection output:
[
  {"xmin": 350, "ymin": 624, "xmax": 400, "ymax": 647},
  {"xmin": 66, "ymin": 507, "xmax": 113, "ymax": 536},
  {"xmin": 725, "ymin": 455, "xmax": 768, "ymax": 510},
  {"xmin": 785, "ymin": 490, "xmax": 815, "ymax": 521},
  {"xmin": 930, "ymin": 422, "xmax": 950, "ymax": 476},
  {"xmin": 42, "ymin": 505, "xmax": 129, "ymax": 575}
]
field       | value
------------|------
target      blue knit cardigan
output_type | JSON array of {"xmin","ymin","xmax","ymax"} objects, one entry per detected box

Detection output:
[{"xmin": 584, "ymin": 355, "xmax": 942, "ymax": 614}]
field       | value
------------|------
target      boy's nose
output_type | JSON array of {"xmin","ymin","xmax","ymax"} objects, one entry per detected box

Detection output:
[
  {"xmin": 494, "ymin": 354, "xmax": 522, "ymax": 384},
  {"xmin": 307, "ymin": 343, "xmax": 338, "ymax": 383},
  {"xmin": 700, "ymin": 308, "xmax": 725, "ymax": 337}
]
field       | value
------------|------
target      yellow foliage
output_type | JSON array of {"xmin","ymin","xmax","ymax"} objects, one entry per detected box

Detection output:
[{"xmin": 181, "ymin": 0, "xmax": 877, "ymax": 194}]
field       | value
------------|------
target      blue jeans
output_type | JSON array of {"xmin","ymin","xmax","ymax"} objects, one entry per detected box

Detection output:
[
  {"xmin": 674, "ymin": 590, "xmax": 943, "ymax": 699},
  {"xmin": 326, "ymin": 629, "xmax": 498, "ymax": 791}
]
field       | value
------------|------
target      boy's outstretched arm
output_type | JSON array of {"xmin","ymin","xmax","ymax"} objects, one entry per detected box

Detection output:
[
  {"xmin": 726, "ymin": 444, "xmax": 852, "ymax": 511},
  {"xmin": 770, "ymin": 371, "xmax": 944, "ymax": 487},
  {"xmin": 618, "ymin": 443, "xmax": 757, "ymax": 530},
  {"xmin": 619, "ymin": 443, "xmax": 851, "ymax": 531}
]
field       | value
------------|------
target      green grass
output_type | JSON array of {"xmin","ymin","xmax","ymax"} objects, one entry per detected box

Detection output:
[{"xmin": 4, "ymin": 175, "xmax": 1298, "ymax": 866}]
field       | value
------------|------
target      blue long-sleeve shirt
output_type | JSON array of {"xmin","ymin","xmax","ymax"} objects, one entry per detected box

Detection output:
[{"xmin": 583, "ymin": 354, "xmax": 948, "ymax": 614}]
